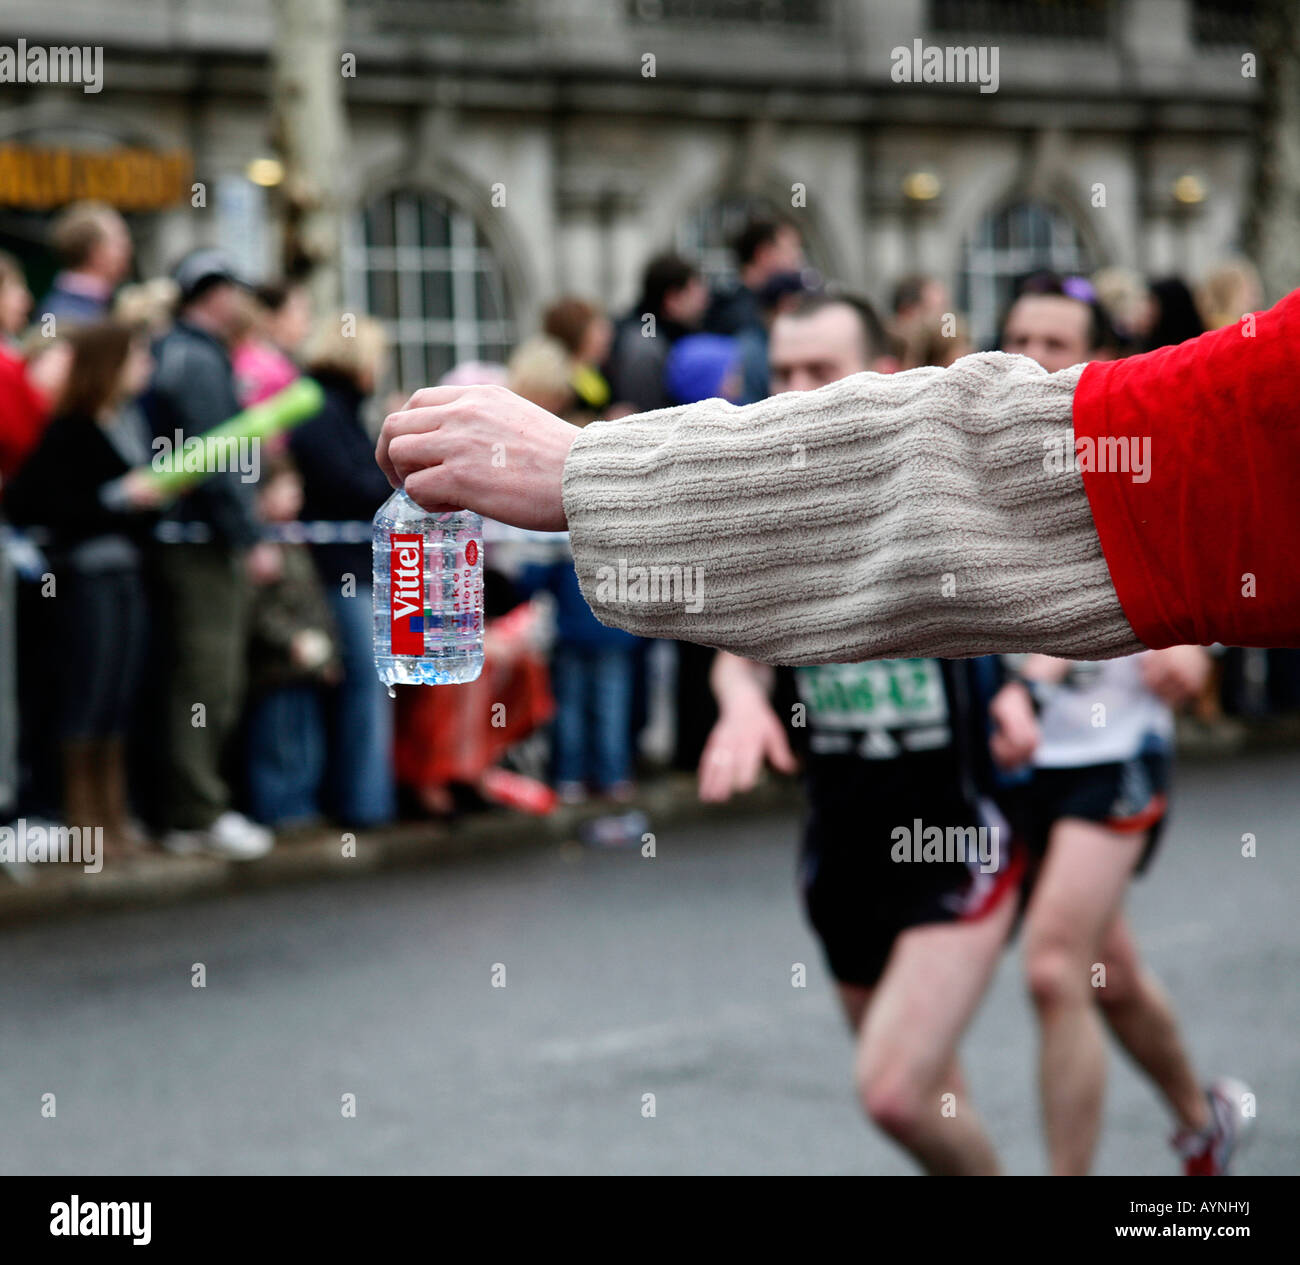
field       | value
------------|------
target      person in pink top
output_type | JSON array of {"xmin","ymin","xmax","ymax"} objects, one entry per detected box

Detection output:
[{"xmin": 232, "ymin": 279, "xmax": 313, "ymax": 406}]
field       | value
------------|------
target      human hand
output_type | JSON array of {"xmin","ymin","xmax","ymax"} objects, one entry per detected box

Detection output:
[
  {"xmin": 698, "ymin": 697, "xmax": 798, "ymax": 802},
  {"xmin": 121, "ymin": 468, "xmax": 167, "ymax": 510},
  {"xmin": 1141, "ymin": 645, "xmax": 1210, "ymax": 707},
  {"xmin": 1019, "ymin": 654, "xmax": 1071, "ymax": 684},
  {"xmin": 988, "ymin": 681, "xmax": 1039, "ymax": 771},
  {"xmin": 291, "ymin": 628, "xmax": 333, "ymax": 670},
  {"xmin": 377, "ymin": 385, "xmax": 580, "ymax": 531}
]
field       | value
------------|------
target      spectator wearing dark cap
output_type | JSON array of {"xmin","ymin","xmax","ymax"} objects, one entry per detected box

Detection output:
[
  {"xmin": 38, "ymin": 202, "xmax": 133, "ymax": 328},
  {"xmin": 703, "ymin": 216, "xmax": 807, "ymax": 403},
  {"xmin": 148, "ymin": 249, "xmax": 275, "ymax": 859}
]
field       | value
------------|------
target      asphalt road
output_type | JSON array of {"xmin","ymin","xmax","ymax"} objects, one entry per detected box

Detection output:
[{"xmin": 2, "ymin": 750, "xmax": 1297, "ymax": 1176}]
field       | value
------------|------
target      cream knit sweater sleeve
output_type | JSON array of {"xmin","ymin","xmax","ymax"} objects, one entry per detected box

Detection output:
[{"xmin": 559, "ymin": 352, "xmax": 1145, "ymax": 664}]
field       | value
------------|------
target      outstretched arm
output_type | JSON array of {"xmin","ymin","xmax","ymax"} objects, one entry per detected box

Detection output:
[
  {"xmin": 379, "ymin": 357, "xmax": 1136, "ymax": 662},
  {"xmin": 378, "ymin": 289, "xmax": 1300, "ymax": 662}
]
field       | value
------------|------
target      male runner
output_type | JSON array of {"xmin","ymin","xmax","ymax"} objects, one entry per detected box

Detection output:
[
  {"xmin": 998, "ymin": 278, "xmax": 1252, "ymax": 1175},
  {"xmin": 697, "ymin": 295, "xmax": 1039, "ymax": 1174},
  {"xmin": 1014, "ymin": 650, "xmax": 1253, "ymax": 1175}
]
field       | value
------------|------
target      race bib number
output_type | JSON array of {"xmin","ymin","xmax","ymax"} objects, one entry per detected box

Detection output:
[{"xmin": 794, "ymin": 659, "xmax": 948, "ymax": 731}]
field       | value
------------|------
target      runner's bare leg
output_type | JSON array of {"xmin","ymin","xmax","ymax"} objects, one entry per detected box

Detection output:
[
  {"xmin": 1097, "ymin": 910, "xmax": 1211, "ymax": 1132},
  {"xmin": 1023, "ymin": 818, "xmax": 1144, "ymax": 1174},
  {"xmin": 845, "ymin": 895, "xmax": 1017, "ymax": 1175}
]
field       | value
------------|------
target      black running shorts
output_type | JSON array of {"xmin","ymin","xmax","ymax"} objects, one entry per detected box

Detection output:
[
  {"xmin": 797, "ymin": 761, "xmax": 1025, "ymax": 989},
  {"xmin": 1017, "ymin": 750, "xmax": 1172, "ymax": 875}
]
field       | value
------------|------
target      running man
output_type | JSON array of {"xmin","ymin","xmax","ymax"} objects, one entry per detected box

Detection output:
[
  {"xmin": 697, "ymin": 295, "xmax": 1039, "ymax": 1174},
  {"xmin": 998, "ymin": 278, "xmax": 1252, "ymax": 1175},
  {"xmin": 1013, "ymin": 649, "xmax": 1253, "ymax": 1175}
]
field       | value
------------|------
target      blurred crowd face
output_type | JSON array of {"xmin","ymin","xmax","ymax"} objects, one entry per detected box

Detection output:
[
  {"xmin": 116, "ymin": 337, "xmax": 153, "ymax": 404},
  {"xmin": 662, "ymin": 274, "xmax": 709, "ymax": 328},
  {"xmin": 1198, "ymin": 261, "xmax": 1263, "ymax": 329},
  {"xmin": 87, "ymin": 211, "xmax": 133, "ymax": 285},
  {"xmin": 190, "ymin": 280, "xmax": 251, "ymax": 344},
  {"xmin": 901, "ymin": 278, "xmax": 950, "ymax": 325},
  {"xmin": 577, "ymin": 313, "xmax": 612, "ymax": 366},
  {"xmin": 753, "ymin": 225, "xmax": 804, "ymax": 282},
  {"xmin": 1129, "ymin": 290, "xmax": 1157, "ymax": 340},
  {"xmin": 1001, "ymin": 294, "xmax": 1095, "ymax": 373},
  {"xmin": 26, "ymin": 339, "xmax": 73, "ymax": 402},
  {"xmin": 258, "ymin": 468, "xmax": 303, "ymax": 523},
  {"xmin": 269, "ymin": 283, "xmax": 313, "ymax": 354},
  {"xmin": 769, "ymin": 302, "xmax": 873, "ymax": 393},
  {"xmin": 0, "ymin": 270, "xmax": 33, "ymax": 336}
]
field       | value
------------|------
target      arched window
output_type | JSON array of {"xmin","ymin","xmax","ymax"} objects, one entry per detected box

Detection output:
[
  {"xmin": 959, "ymin": 199, "xmax": 1094, "ymax": 348},
  {"xmin": 344, "ymin": 189, "xmax": 514, "ymax": 392}
]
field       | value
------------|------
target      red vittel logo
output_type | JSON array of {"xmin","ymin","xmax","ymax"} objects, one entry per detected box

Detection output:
[{"xmin": 390, "ymin": 533, "xmax": 424, "ymax": 656}]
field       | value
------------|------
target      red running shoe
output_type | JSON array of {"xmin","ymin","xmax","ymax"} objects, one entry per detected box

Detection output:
[{"xmin": 1171, "ymin": 1078, "xmax": 1254, "ymax": 1175}]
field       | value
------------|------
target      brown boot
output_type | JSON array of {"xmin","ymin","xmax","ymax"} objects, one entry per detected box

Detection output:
[
  {"xmin": 95, "ymin": 736, "xmax": 146, "ymax": 855},
  {"xmin": 61, "ymin": 738, "xmax": 109, "ymax": 863}
]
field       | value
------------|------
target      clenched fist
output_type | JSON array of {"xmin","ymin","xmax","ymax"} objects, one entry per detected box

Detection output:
[
  {"xmin": 1140, "ymin": 645, "xmax": 1211, "ymax": 708},
  {"xmin": 376, "ymin": 384, "xmax": 581, "ymax": 531}
]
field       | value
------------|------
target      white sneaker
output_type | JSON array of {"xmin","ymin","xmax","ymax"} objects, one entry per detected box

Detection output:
[
  {"xmin": 162, "ymin": 812, "xmax": 273, "ymax": 861},
  {"xmin": 207, "ymin": 812, "xmax": 273, "ymax": 860}
]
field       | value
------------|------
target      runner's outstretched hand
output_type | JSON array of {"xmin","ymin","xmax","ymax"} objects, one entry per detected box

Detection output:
[
  {"xmin": 988, "ymin": 681, "xmax": 1040, "ymax": 771},
  {"xmin": 1140, "ymin": 645, "xmax": 1211, "ymax": 707},
  {"xmin": 698, "ymin": 698, "xmax": 798, "ymax": 802}
]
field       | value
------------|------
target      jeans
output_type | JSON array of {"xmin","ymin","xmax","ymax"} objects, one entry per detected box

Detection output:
[
  {"xmin": 246, "ymin": 685, "xmax": 326, "ymax": 826},
  {"xmin": 324, "ymin": 584, "xmax": 395, "ymax": 826},
  {"xmin": 551, "ymin": 642, "xmax": 635, "ymax": 789}
]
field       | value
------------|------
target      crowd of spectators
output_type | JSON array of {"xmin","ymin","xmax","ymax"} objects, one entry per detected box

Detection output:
[{"xmin": 0, "ymin": 201, "xmax": 1291, "ymax": 866}]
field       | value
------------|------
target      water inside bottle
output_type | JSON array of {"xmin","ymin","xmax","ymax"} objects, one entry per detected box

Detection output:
[{"xmin": 373, "ymin": 490, "xmax": 484, "ymax": 687}]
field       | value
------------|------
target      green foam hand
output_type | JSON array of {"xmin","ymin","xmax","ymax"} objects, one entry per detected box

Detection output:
[{"xmin": 146, "ymin": 376, "xmax": 326, "ymax": 496}]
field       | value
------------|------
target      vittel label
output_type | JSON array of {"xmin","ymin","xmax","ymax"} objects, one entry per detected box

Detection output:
[{"xmin": 390, "ymin": 533, "xmax": 425, "ymax": 655}]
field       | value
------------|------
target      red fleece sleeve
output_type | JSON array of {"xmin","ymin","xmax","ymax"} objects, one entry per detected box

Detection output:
[{"xmin": 1072, "ymin": 290, "xmax": 1300, "ymax": 649}]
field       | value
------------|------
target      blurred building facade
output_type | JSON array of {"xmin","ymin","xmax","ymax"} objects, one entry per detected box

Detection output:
[{"xmin": 0, "ymin": 0, "xmax": 1260, "ymax": 383}]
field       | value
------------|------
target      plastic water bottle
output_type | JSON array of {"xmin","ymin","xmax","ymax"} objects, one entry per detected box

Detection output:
[{"xmin": 373, "ymin": 489, "xmax": 484, "ymax": 689}]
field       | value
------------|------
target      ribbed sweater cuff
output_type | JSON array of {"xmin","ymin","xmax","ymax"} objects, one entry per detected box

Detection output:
[{"xmin": 561, "ymin": 352, "xmax": 1144, "ymax": 663}]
